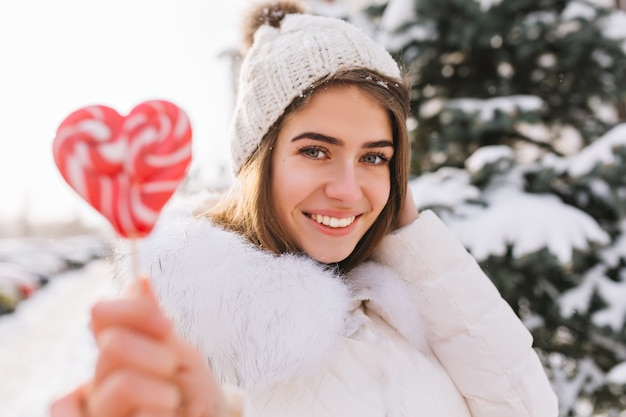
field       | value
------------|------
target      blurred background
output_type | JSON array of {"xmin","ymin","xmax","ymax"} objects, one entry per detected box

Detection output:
[
  {"xmin": 0, "ymin": 0, "xmax": 243, "ymax": 231},
  {"xmin": 1, "ymin": 0, "xmax": 626, "ymax": 416}
]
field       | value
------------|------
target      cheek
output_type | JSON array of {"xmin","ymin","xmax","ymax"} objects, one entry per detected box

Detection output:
[
  {"xmin": 364, "ymin": 170, "xmax": 392, "ymax": 213},
  {"xmin": 376, "ymin": 182, "xmax": 392, "ymax": 213},
  {"xmin": 271, "ymin": 158, "xmax": 310, "ymax": 212}
]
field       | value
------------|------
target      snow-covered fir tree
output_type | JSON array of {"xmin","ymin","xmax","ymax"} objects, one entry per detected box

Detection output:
[{"xmin": 308, "ymin": 0, "xmax": 626, "ymax": 415}]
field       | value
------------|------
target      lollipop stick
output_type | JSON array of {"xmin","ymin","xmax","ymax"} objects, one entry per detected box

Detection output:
[
  {"xmin": 130, "ymin": 238, "xmax": 140, "ymax": 280},
  {"xmin": 129, "ymin": 238, "xmax": 153, "ymax": 297}
]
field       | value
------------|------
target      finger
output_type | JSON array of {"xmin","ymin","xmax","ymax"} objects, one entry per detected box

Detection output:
[
  {"xmin": 88, "ymin": 369, "xmax": 180, "ymax": 417},
  {"xmin": 90, "ymin": 298, "xmax": 171, "ymax": 340},
  {"xmin": 51, "ymin": 381, "xmax": 93, "ymax": 417},
  {"xmin": 50, "ymin": 383, "xmax": 89, "ymax": 417},
  {"xmin": 131, "ymin": 408, "xmax": 178, "ymax": 417},
  {"xmin": 396, "ymin": 185, "xmax": 419, "ymax": 229},
  {"xmin": 172, "ymin": 339, "xmax": 224, "ymax": 417},
  {"xmin": 94, "ymin": 326, "xmax": 178, "ymax": 384}
]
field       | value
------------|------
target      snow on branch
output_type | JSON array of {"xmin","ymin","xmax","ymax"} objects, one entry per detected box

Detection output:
[
  {"xmin": 465, "ymin": 145, "xmax": 514, "ymax": 174},
  {"xmin": 473, "ymin": 0, "xmax": 502, "ymax": 12},
  {"xmin": 600, "ymin": 9, "xmax": 626, "ymax": 42},
  {"xmin": 559, "ymin": 264, "xmax": 626, "ymax": 332},
  {"xmin": 561, "ymin": 1, "xmax": 597, "ymax": 21},
  {"xmin": 379, "ymin": 0, "xmax": 416, "ymax": 32},
  {"xmin": 559, "ymin": 266, "xmax": 605, "ymax": 319},
  {"xmin": 409, "ymin": 168, "xmax": 481, "ymax": 210},
  {"xmin": 445, "ymin": 95, "xmax": 545, "ymax": 122},
  {"xmin": 444, "ymin": 184, "xmax": 609, "ymax": 264},
  {"xmin": 558, "ymin": 123, "xmax": 626, "ymax": 178},
  {"xmin": 549, "ymin": 355, "xmax": 605, "ymax": 417},
  {"xmin": 608, "ymin": 362, "xmax": 626, "ymax": 385},
  {"xmin": 600, "ymin": 220, "xmax": 626, "ymax": 267}
]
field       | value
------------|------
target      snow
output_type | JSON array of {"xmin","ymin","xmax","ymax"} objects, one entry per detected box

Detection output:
[
  {"xmin": 306, "ymin": 0, "xmax": 350, "ymax": 18},
  {"xmin": 473, "ymin": 0, "xmax": 502, "ymax": 12},
  {"xmin": 465, "ymin": 145, "xmax": 514, "ymax": 174},
  {"xmin": 538, "ymin": 52, "xmax": 558, "ymax": 68},
  {"xmin": 547, "ymin": 123, "xmax": 626, "ymax": 177},
  {"xmin": 592, "ymin": 274, "xmax": 626, "ymax": 331},
  {"xmin": 445, "ymin": 95, "xmax": 545, "ymax": 122},
  {"xmin": 561, "ymin": 1, "xmax": 597, "ymax": 21},
  {"xmin": 441, "ymin": 175, "xmax": 610, "ymax": 264},
  {"xmin": 409, "ymin": 168, "xmax": 480, "ymax": 210},
  {"xmin": 419, "ymin": 98, "xmax": 444, "ymax": 118},
  {"xmin": 559, "ymin": 265, "xmax": 605, "ymax": 318},
  {"xmin": 590, "ymin": 96, "xmax": 619, "ymax": 124},
  {"xmin": 559, "ymin": 259, "xmax": 626, "ymax": 332},
  {"xmin": 588, "ymin": 178, "xmax": 612, "ymax": 201},
  {"xmin": 600, "ymin": 9, "xmax": 626, "ymax": 40},
  {"xmin": 0, "ymin": 261, "xmax": 115, "ymax": 417},
  {"xmin": 408, "ymin": 159, "xmax": 611, "ymax": 265},
  {"xmin": 515, "ymin": 122, "xmax": 552, "ymax": 143},
  {"xmin": 375, "ymin": 0, "xmax": 435, "ymax": 52},
  {"xmin": 380, "ymin": 0, "xmax": 415, "ymax": 30},
  {"xmin": 378, "ymin": 22, "xmax": 436, "ymax": 52},
  {"xmin": 592, "ymin": 48, "xmax": 614, "ymax": 68},
  {"xmin": 549, "ymin": 355, "xmax": 606, "ymax": 417},
  {"xmin": 601, "ymin": 220, "xmax": 626, "ymax": 267},
  {"xmin": 607, "ymin": 361, "xmax": 626, "ymax": 384},
  {"xmin": 524, "ymin": 11, "xmax": 558, "ymax": 28},
  {"xmin": 599, "ymin": 9, "xmax": 626, "ymax": 55}
]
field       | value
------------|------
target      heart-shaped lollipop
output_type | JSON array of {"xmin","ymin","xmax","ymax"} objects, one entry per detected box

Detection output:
[{"xmin": 53, "ymin": 100, "xmax": 192, "ymax": 238}]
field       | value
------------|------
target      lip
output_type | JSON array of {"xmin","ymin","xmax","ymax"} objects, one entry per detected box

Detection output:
[{"xmin": 304, "ymin": 211, "xmax": 361, "ymax": 237}]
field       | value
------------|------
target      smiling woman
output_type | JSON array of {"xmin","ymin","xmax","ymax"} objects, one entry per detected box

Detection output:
[
  {"xmin": 207, "ymin": 67, "xmax": 412, "ymax": 273},
  {"xmin": 270, "ymin": 84, "xmax": 396, "ymax": 266},
  {"xmin": 51, "ymin": 1, "xmax": 559, "ymax": 417}
]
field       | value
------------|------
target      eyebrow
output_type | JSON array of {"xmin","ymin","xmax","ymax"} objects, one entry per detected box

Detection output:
[{"xmin": 291, "ymin": 132, "xmax": 394, "ymax": 149}]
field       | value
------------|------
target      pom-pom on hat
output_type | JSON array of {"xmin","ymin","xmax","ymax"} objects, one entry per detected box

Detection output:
[{"xmin": 229, "ymin": 0, "xmax": 401, "ymax": 174}]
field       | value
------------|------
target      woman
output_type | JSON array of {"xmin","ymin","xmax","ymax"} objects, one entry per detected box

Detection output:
[{"xmin": 52, "ymin": 1, "xmax": 559, "ymax": 416}]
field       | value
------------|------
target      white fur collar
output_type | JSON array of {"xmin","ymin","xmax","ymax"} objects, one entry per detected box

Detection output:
[{"xmin": 113, "ymin": 196, "xmax": 426, "ymax": 390}]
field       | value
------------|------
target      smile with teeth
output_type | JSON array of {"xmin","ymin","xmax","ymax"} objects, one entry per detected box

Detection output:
[{"xmin": 308, "ymin": 213, "xmax": 357, "ymax": 228}]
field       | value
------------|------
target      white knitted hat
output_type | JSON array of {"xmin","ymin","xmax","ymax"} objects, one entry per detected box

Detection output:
[{"xmin": 229, "ymin": 9, "xmax": 401, "ymax": 174}]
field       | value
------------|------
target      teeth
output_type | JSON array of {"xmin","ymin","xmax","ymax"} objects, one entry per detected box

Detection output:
[{"xmin": 310, "ymin": 214, "xmax": 356, "ymax": 228}]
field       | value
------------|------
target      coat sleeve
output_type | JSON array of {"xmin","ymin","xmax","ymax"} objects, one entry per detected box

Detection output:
[{"xmin": 371, "ymin": 210, "xmax": 559, "ymax": 417}]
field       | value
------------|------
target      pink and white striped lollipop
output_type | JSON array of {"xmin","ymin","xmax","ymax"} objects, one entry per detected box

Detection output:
[{"xmin": 53, "ymin": 100, "xmax": 192, "ymax": 238}]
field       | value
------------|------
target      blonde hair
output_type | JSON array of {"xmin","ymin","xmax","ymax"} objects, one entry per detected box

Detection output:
[{"xmin": 204, "ymin": 69, "xmax": 411, "ymax": 273}]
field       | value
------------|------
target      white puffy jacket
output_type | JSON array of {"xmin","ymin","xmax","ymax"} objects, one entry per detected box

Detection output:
[{"xmin": 126, "ymin": 203, "xmax": 559, "ymax": 417}]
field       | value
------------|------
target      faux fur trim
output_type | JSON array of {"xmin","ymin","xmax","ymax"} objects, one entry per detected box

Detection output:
[
  {"xmin": 348, "ymin": 262, "xmax": 429, "ymax": 355},
  {"xmin": 114, "ymin": 197, "xmax": 352, "ymax": 390},
  {"xmin": 113, "ymin": 195, "xmax": 428, "ymax": 390}
]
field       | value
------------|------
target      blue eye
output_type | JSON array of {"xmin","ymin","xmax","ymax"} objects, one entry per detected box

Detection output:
[
  {"xmin": 300, "ymin": 146, "xmax": 327, "ymax": 159},
  {"xmin": 362, "ymin": 153, "xmax": 388, "ymax": 165}
]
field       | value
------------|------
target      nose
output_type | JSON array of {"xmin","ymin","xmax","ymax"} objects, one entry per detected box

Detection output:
[{"xmin": 324, "ymin": 161, "xmax": 362, "ymax": 204}]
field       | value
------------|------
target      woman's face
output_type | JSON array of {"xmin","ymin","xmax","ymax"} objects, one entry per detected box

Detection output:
[{"xmin": 271, "ymin": 85, "xmax": 393, "ymax": 264}]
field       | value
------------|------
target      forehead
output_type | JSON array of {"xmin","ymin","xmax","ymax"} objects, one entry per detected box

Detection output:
[
  {"xmin": 293, "ymin": 83, "xmax": 383, "ymax": 113},
  {"xmin": 278, "ymin": 85, "xmax": 392, "ymax": 140}
]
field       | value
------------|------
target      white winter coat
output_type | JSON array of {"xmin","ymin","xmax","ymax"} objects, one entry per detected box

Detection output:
[{"xmin": 125, "ymin": 200, "xmax": 559, "ymax": 417}]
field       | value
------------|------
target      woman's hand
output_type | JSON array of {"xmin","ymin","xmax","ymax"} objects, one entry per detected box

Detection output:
[
  {"xmin": 51, "ymin": 277, "xmax": 224, "ymax": 417},
  {"xmin": 396, "ymin": 185, "xmax": 420, "ymax": 229}
]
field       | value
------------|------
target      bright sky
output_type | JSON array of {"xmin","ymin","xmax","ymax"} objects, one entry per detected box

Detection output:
[{"xmin": 0, "ymin": 0, "xmax": 246, "ymax": 226}]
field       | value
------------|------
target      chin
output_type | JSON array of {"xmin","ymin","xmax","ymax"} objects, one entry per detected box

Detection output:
[{"xmin": 309, "ymin": 249, "xmax": 353, "ymax": 265}]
